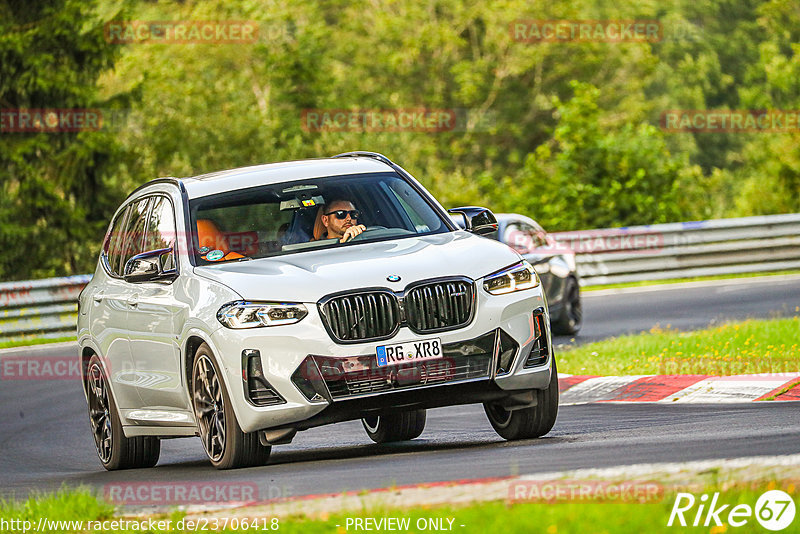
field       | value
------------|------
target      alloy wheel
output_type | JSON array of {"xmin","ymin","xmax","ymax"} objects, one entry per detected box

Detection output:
[
  {"xmin": 193, "ymin": 355, "xmax": 226, "ymax": 462},
  {"xmin": 363, "ymin": 415, "xmax": 381, "ymax": 433},
  {"xmin": 485, "ymin": 403, "xmax": 513, "ymax": 428},
  {"xmin": 87, "ymin": 363, "xmax": 113, "ymax": 464},
  {"xmin": 566, "ymin": 282, "xmax": 582, "ymax": 329}
]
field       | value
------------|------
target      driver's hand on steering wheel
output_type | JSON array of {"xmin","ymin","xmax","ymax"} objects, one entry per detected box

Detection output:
[{"xmin": 340, "ymin": 224, "xmax": 366, "ymax": 243}]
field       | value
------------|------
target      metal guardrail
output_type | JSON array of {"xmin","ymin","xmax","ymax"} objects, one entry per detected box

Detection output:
[
  {"xmin": 551, "ymin": 213, "xmax": 800, "ymax": 286},
  {"xmin": 0, "ymin": 214, "xmax": 798, "ymax": 342},
  {"xmin": 0, "ymin": 275, "xmax": 91, "ymax": 343}
]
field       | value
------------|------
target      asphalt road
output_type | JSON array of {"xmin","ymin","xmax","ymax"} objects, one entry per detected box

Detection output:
[
  {"xmin": 1, "ymin": 276, "xmax": 799, "ymax": 504},
  {"xmin": 556, "ymin": 274, "xmax": 800, "ymax": 346}
]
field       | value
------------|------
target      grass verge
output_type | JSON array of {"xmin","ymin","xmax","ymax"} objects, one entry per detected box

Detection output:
[
  {"xmin": 0, "ymin": 336, "xmax": 76, "ymax": 350},
  {"xmin": 582, "ymin": 269, "xmax": 800, "ymax": 291},
  {"xmin": 557, "ymin": 316, "xmax": 800, "ymax": 376},
  {"xmin": 1, "ymin": 481, "xmax": 795, "ymax": 533}
]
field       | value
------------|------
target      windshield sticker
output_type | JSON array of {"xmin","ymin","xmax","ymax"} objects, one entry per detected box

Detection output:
[{"xmin": 206, "ymin": 249, "xmax": 224, "ymax": 261}]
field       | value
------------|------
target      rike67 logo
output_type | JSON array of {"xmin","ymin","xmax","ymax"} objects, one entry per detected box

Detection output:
[{"xmin": 668, "ymin": 490, "xmax": 796, "ymax": 531}]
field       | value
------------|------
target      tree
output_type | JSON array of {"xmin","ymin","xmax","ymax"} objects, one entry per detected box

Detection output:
[
  {"xmin": 0, "ymin": 0, "xmax": 134, "ymax": 280},
  {"xmin": 495, "ymin": 82, "xmax": 703, "ymax": 230}
]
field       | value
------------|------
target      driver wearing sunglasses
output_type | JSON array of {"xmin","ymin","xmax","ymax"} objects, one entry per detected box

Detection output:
[{"xmin": 320, "ymin": 199, "xmax": 367, "ymax": 243}]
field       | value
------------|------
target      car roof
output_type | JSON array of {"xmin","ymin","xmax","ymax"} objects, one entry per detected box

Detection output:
[
  {"xmin": 183, "ymin": 157, "xmax": 393, "ymax": 198},
  {"xmin": 495, "ymin": 213, "xmax": 545, "ymax": 231},
  {"xmin": 136, "ymin": 157, "xmax": 394, "ymax": 200}
]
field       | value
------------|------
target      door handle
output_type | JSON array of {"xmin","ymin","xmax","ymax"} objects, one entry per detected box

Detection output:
[{"xmin": 126, "ymin": 296, "xmax": 139, "ymax": 307}]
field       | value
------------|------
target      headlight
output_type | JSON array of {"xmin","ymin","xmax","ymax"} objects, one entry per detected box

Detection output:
[
  {"xmin": 217, "ymin": 301, "xmax": 308, "ymax": 329},
  {"xmin": 483, "ymin": 261, "xmax": 539, "ymax": 295}
]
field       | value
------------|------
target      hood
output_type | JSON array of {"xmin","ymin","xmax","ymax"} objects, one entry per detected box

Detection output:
[{"xmin": 193, "ymin": 231, "xmax": 520, "ymax": 303}]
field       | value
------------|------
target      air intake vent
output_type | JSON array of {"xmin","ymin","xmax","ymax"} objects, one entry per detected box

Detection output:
[
  {"xmin": 242, "ymin": 350, "xmax": 286, "ymax": 406},
  {"xmin": 524, "ymin": 310, "xmax": 549, "ymax": 368},
  {"xmin": 405, "ymin": 280, "xmax": 474, "ymax": 333},
  {"xmin": 320, "ymin": 291, "xmax": 399, "ymax": 343}
]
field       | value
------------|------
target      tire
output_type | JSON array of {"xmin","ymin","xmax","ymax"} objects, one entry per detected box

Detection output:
[
  {"xmin": 191, "ymin": 343, "xmax": 271, "ymax": 469},
  {"xmin": 362, "ymin": 409, "xmax": 426, "ymax": 444},
  {"xmin": 86, "ymin": 355, "xmax": 160, "ymax": 470},
  {"xmin": 484, "ymin": 358, "xmax": 559, "ymax": 440},
  {"xmin": 552, "ymin": 277, "xmax": 582, "ymax": 335}
]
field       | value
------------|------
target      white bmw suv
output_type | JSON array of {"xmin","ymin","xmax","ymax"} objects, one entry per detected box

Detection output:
[{"xmin": 78, "ymin": 152, "xmax": 558, "ymax": 470}]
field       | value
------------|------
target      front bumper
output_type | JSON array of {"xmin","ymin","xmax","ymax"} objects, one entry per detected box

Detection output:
[{"xmin": 209, "ymin": 286, "xmax": 553, "ymax": 433}]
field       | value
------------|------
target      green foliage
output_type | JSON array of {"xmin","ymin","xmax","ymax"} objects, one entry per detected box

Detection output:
[
  {"xmin": 730, "ymin": 0, "xmax": 800, "ymax": 215},
  {"xmin": 485, "ymin": 82, "xmax": 704, "ymax": 229},
  {"xmin": 542, "ymin": 82, "xmax": 693, "ymax": 229},
  {"xmin": 0, "ymin": 0, "xmax": 136, "ymax": 280}
]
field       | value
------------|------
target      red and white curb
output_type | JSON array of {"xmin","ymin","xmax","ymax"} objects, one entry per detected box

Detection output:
[{"xmin": 558, "ymin": 373, "xmax": 800, "ymax": 404}]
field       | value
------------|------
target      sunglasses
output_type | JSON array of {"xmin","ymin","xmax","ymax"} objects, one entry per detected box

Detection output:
[{"xmin": 325, "ymin": 209, "xmax": 360, "ymax": 220}]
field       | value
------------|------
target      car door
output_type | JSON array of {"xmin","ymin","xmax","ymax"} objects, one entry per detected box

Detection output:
[
  {"xmin": 89, "ymin": 199, "xmax": 150, "ymax": 409},
  {"xmin": 125, "ymin": 195, "xmax": 189, "ymax": 411}
]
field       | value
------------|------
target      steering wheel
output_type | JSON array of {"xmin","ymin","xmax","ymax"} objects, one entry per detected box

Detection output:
[{"xmin": 348, "ymin": 225, "xmax": 388, "ymax": 242}]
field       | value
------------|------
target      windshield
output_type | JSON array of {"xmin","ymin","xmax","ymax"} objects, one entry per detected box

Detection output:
[{"xmin": 189, "ymin": 172, "xmax": 450, "ymax": 264}]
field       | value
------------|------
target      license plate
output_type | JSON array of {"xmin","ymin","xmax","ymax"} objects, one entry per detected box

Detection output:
[{"xmin": 376, "ymin": 338, "xmax": 443, "ymax": 367}]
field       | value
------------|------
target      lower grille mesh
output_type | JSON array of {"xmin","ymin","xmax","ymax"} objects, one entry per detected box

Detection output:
[{"xmin": 298, "ymin": 331, "xmax": 496, "ymax": 400}]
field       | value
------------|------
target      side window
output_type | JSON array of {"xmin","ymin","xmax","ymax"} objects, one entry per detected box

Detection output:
[
  {"xmin": 118, "ymin": 197, "xmax": 152, "ymax": 275},
  {"xmin": 144, "ymin": 196, "xmax": 178, "ymax": 271},
  {"xmin": 504, "ymin": 223, "xmax": 535, "ymax": 254},
  {"xmin": 104, "ymin": 206, "xmax": 130, "ymax": 276},
  {"xmin": 533, "ymin": 229, "xmax": 549, "ymax": 248},
  {"xmin": 521, "ymin": 223, "xmax": 548, "ymax": 249}
]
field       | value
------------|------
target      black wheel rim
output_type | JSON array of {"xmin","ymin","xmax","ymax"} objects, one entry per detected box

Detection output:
[
  {"xmin": 193, "ymin": 355, "xmax": 226, "ymax": 462},
  {"xmin": 486, "ymin": 404, "xmax": 513, "ymax": 428},
  {"xmin": 566, "ymin": 282, "xmax": 582, "ymax": 328},
  {"xmin": 87, "ymin": 363, "xmax": 113, "ymax": 464}
]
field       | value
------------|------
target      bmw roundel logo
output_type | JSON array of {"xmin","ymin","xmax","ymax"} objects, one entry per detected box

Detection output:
[{"xmin": 387, "ymin": 275, "xmax": 401, "ymax": 282}]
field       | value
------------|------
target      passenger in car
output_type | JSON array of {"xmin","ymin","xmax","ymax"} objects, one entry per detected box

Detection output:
[{"xmin": 312, "ymin": 199, "xmax": 367, "ymax": 243}]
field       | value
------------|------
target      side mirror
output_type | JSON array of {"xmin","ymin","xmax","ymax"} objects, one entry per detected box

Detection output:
[
  {"xmin": 123, "ymin": 247, "xmax": 177, "ymax": 283},
  {"xmin": 449, "ymin": 213, "xmax": 467, "ymax": 230},
  {"xmin": 447, "ymin": 207, "xmax": 498, "ymax": 236}
]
